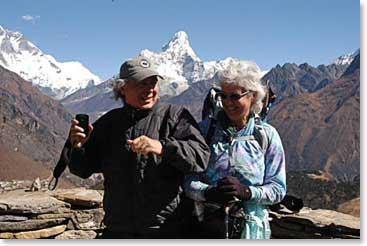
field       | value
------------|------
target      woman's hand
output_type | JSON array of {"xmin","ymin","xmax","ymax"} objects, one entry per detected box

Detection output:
[{"xmin": 217, "ymin": 176, "xmax": 252, "ymax": 201}]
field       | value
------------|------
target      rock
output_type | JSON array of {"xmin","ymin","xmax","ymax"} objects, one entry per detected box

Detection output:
[
  {"xmin": 297, "ymin": 208, "xmax": 359, "ymax": 230},
  {"xmin": 0, "ymin": 232, "xmax": 13, "ymax": 239},
  {"xmin": 50, "ymin": 188, "xmax": 102, "ymax": 208},
  {"xmin": 13, "ymin": 224, "xmax": 67, "ymax": 239},
  {"xmin": 0, "ymin": 215, "xmax": 28, "ymax": 222},
  {"xmin": 55, "ymin": 230, "xmax": 97, "ymax": 239},
  {"xmin": 28, "ymin": 177, "xmax": 42, "ymax": 192},
  {"xmin": 0, "ymin": 218, "xmax": 67, "ymax": 232},
  {"xmin": 66, "ymin": 219, "xmax": 75, "ymax": 230},
  {"xmin": 269, "ymin": 207, "xmax": 360, "ymax": 239},
  {"xmin": 31, "ymin": 213, "xmax": 73, "ymax": 220},
  {"xmin": 71, "ymin": 208, "xmax": 105, "ymax": 230},
  {"xmin": 0, "ymin": 190, "xmax": 71, "ymax": 215},
  {"xmin": 337, "ymin": 197, "xmax": 360, "ymax": 218}
]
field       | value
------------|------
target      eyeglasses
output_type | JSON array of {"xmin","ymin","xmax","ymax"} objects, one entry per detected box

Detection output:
[{"xmin": 217, "ymin": 90, "xmax": 252, "ymax": 101}]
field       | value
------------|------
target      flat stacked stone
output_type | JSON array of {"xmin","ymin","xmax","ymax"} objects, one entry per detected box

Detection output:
[
  {"xmin": 49, "ymin": 188, "xmax": 103, "ymax": 208},
  {"xmin": 0, "ymin": 225, "xmax": 67, "ymax": 239},
  {"xmin": 269, "ymin": 207, "xmax": 360, "ymax": 239},
  {"xmin": 0, "ymin": 190, "xmax": 71, "ymax": 214},
  {"xmin": 0, "ymin": 190, "xmax": 71, "ymax": 239},
  {"xmin": 55, "ymin": 230, "xmax": 97, "ymax": 239}
]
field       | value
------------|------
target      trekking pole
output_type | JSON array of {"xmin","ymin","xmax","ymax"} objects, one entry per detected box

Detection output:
[
  {"xmin": 224, "ymin": 205, "xmax": 230, "ymax": 239},
  {"xmin": 224, "ymin": 197, "xmax": 240, "ymax": 239}
]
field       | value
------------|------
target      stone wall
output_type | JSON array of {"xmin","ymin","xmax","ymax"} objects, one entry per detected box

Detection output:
[
  {"xmin": 0, "ymin": 188, "xmax": 104, "ymax": 239},
  {"xmin": 0, "ymin": 187, "xmax": 360, "ymax": 239}
]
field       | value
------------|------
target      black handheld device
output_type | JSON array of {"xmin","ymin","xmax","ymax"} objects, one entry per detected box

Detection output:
[{"xmin": 75, "ymin": 114, "xmax": 89, "ymax": 135}]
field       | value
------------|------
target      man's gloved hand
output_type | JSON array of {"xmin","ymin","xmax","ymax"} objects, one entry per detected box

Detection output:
[
  {"xmin": 205, "ymin": 186, "xmax": 233, "ymax": 204},
  {"xmin": 217, "ymin": 176, "xmax": 252, "ymax": 201}
]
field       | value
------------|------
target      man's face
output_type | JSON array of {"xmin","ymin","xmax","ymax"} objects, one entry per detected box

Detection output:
[{"xmin": 121, "ymin": 76, "xmax": 159, "ymax": 109}]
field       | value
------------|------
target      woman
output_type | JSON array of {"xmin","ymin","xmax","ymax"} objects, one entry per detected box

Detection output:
[{"xmin": 184, "ymin": 60, "xmax": 286, "ymax": 239}]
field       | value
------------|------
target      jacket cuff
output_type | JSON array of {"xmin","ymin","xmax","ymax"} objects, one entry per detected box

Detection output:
[
  {"xmin": 248, "ymin": 185, "xmax": 260, "ymax": 202},
  {"xmin": 160, "ymin": 138, "xmax": 175, "ymax": 159}
]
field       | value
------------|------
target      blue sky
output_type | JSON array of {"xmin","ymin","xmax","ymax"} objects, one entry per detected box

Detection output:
[{"xmin": 0, "ymin": 0, "xmax": 360, "ymax": 80}]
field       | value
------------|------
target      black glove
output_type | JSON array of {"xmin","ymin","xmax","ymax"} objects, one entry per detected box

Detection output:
[
  {"xmin": 205, "ymin": 186, "xmax": 233, "ymax": 204},
  {"xmin": 217, "ymin": 176, "xmax": 251, "ymax": 201}
]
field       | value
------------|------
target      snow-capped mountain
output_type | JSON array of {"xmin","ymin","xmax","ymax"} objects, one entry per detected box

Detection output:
[
  {"xmin": 0, "ymin": 25, "xmax": 102, "ymax": 99},
  {"xmin": 140, "ymin": 31, "xmax": 253, "ymax": 96},
  {"xmin": 332, "ymin": 49, "xmax": 360, "ymax": 66}
]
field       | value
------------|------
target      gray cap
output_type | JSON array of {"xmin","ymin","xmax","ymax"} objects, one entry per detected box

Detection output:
[{"xmin": 119, "ymin": 56, "xmax": 164, "ymax": 82}]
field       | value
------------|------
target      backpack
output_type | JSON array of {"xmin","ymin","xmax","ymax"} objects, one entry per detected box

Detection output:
[{"xmin": 202, "ymin": 81, "xmax": 276, "ymax": 151}]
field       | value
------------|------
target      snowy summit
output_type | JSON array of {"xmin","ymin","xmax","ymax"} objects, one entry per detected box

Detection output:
[
  {"xmin": 140, "ymin": 31, "xmax": 258, "ymax": 96},
  {"xmin": 332, "ymin": 49, "xmax": 360, "ymax": 66},
  {"xmin": 0, "ymin": 25, "xmax": 101, "ymax": 100}
]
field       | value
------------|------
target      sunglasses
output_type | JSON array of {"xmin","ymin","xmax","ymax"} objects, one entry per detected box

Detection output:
[{"xmin": 217, "ymin": 90, "xmax": 252, "ymax": 101}]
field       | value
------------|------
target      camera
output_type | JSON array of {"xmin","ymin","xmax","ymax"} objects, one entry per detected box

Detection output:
[{"xmin": 75, "ymin": 114, "xmax": 89, "ymax": 135}]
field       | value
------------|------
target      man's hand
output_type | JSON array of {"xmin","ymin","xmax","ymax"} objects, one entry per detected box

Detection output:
[
  {"xmin": 127, "ymin": 136, "xmax": 163, "ymax": 157},
  {"xmin": 217, "ymin": 176, "xmax": 252, "ymax": 201},
  {"xmin": 69, "ymin": 119, "xmax": 93, "ymax": 148}
]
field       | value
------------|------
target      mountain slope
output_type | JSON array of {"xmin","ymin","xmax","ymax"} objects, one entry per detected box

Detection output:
[
  {"xmin": 61, "ymin": 76, "xmax": 122, "ymax": 122},
  {"xmin": 0, "ymin": 25, "xmax": 101, "ymax": 99},
  {"xmin": 268, "ymin": 55, "xmax": 360, "ymax": 180},
  {"xmin": 0, "ymin": 64, "xmax": 72, "ymax": 174}
]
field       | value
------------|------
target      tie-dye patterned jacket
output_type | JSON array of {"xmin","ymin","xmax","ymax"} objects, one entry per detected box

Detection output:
[{"xmin": 184, "ymin": 114, "xmax": 286, "ymax": 239}]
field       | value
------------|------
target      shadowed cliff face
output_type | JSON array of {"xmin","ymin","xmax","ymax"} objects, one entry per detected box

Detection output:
[{"xmin": 0, "ymin": 65, "xmax": 72, "ymax": 180}]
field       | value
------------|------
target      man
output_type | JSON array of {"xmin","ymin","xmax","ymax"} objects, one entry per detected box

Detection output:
[{"xmin": 65, "ymin": 56, "xmax": 210, "ymax": 238}]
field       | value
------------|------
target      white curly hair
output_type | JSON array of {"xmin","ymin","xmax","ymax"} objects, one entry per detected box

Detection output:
[{"xmin": 217, "ymin": 59, "xmax": 265, "ymax": 114}]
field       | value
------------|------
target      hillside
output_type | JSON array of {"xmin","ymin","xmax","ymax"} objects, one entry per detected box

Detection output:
[
  {"xmin": 0, "ymin": 65, "xmax": 73, "ymax": 186},
  {"xmin": 268, "ymin": 55, "xmax": 360, "ymax": 179}
]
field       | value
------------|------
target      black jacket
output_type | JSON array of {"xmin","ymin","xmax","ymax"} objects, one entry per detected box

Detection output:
[{"xmin": 64, "ymin": 101, "xmax": 210, "ymax": 237}]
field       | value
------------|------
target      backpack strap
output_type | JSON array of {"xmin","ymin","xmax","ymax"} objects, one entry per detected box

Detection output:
[
  {"xmin": 253, "ymin": 124, "xmax": 269, "ymax": 154},
  {"xmin": 205, "ymin": 118, "xmax": 217, "ymax": 145}
]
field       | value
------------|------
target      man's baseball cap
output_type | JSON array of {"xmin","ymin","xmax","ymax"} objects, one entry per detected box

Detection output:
[{"xmin": 119, "ymin": 56, "xmax": 164, "ymax": 82}]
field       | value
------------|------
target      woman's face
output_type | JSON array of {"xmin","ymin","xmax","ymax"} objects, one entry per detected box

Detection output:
[{"xmin": 220, "ymin": 83, "xmax": 256, "ymax": 128}]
